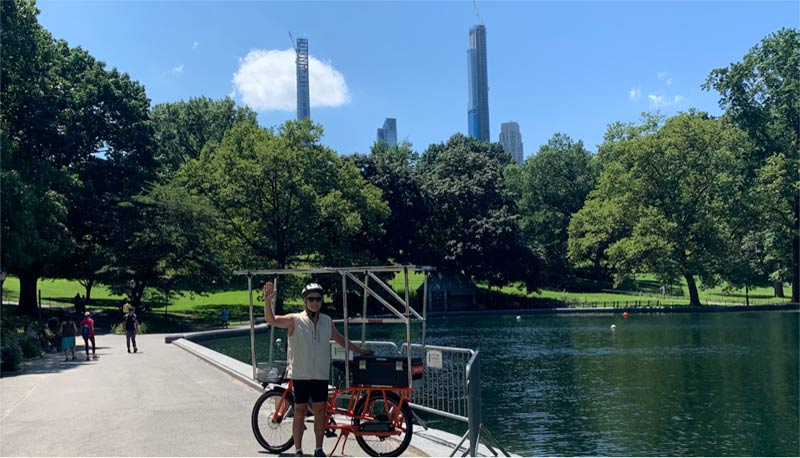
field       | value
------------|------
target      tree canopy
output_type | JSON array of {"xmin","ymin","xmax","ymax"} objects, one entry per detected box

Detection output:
[
  {"xmin": 569, "ymin": 112, "xmax": 751, "ymax": 306},
  {"xmin": 1, "ymin": 0, "xmax": 154, "ymax": 314},
  {"xmin": 703, "ymin": 27, "xmax": 800, "ymax": 302}
]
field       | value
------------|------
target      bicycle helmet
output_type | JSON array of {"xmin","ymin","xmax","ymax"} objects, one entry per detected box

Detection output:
[{"xmin": 301, "ymin": 283, "xmax": 324, "ymax": 298}]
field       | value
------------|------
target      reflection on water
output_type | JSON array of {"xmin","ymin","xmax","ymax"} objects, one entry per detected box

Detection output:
[{"xmin": 202, "ymin": 311, "xmax": 799, "ymax": 456}]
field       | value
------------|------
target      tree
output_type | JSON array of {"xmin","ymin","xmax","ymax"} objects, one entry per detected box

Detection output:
[
  {"xmin": 151, "ymin": 97, "xmax": 258, "ymax": 177},
  {"xmin": 568, "ymin": 112, "xmax": 751, "ymax": 306},
  {"xmin": 417, "ymin": 134, "xmax": 539, "ymax": 288},
  {"xmin": 703, "ymin": 28, "xmax": 800, "ymax": 302},
  {"xmin": 349, "ymin": 141, "xmax": 427, "ymax": 263},
  {"xmin": 182, "ymin": 120, "xmax": 389, "ymax": 312},
  {"xmin": 508, "ymin": 134, "xmax": 599, "ymax": 287},
  {"xmin": 1, "ymin": 0, "xmax": 153, "ymax": 314}
]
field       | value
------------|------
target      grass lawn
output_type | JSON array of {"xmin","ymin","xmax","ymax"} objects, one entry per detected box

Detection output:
[{"xmin": 2, "ymin": 272, "xmax": 791, "ymax": 321}]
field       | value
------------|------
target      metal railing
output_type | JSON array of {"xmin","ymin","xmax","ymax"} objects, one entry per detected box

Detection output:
[{"xmin": 400, "ymin": 343, "xmax": 509, "ymax": 457}]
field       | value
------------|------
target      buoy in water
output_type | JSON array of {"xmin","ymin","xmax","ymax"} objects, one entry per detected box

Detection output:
[
  {"xmin": 623, "ymin": 312, "xmax": 630, "ymax": 319},
  {"xmin": 610, "ymin": 324, "xmax": 617, "ymax": 330},
  {"xmin": 515, "ymin": 315, "xmax": 522, "ymax": 321}
]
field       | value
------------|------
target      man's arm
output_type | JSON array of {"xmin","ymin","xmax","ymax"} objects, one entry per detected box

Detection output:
[
  {"xmin": 331, "ymin": 325, "xmax": 374, "ymax": 354},
  {"xmin": 263, "ymin": 282, "xmax": 295, "ymax": 331}
]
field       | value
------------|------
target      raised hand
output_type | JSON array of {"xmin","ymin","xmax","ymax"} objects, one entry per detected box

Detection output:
[{"xmin": 263, "ymin": 281, "xmax": 276, "ymax": 300}]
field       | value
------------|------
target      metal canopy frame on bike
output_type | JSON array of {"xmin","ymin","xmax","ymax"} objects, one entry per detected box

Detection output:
[{"xmin": 234, "ymin": 265, "xmax": 432, "ymax": 388}]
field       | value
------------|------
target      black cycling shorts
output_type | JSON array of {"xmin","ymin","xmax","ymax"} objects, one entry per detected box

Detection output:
[{"xmin": 293, "ymin": 379, "xmax": 328, "ymax": 404}]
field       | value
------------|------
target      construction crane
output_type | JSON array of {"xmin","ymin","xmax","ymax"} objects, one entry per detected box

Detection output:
[
  {"xmin": 473, "ymin": 0, "xmax": 483, "ymax": 24},
  {"xmin": 288, "ymin": 31, "xmax": 297, "ymax": 53}
]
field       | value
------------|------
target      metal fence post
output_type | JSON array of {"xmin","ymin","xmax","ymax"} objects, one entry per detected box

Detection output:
[{"xmin": 467, "ymin": 350, "xmax": 482, "ymax": 456}]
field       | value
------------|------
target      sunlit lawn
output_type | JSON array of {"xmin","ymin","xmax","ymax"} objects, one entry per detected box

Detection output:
[{"xmin": 2, "ymin": 271, "xmax": 791, "ymax": 319}]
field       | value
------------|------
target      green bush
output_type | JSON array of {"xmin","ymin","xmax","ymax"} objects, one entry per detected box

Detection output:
[
  {"xmin": 1, "ymin": 343, "xmax": 23, "ymax": 373},
  {"xmin": 18, "ymin": 335, "xmax": 42, "ymax": 358}
]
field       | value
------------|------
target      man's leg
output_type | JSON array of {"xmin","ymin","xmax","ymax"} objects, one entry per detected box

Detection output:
[
  {"xmin": 311, "ymin": 401, "xmax": 326, "ymax": 450},
  {"xmin": 293, "ymin": 403, "xmax": 308, "ymax": 452}
]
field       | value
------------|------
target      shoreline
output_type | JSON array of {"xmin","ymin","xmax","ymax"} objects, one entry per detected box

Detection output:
[{"xmin": 427, "ymin": 302, "xmax": 799, "ymax": 316}]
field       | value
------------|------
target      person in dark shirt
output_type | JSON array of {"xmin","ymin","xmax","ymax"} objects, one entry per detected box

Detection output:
[{"xmin": 124, "ymin": 307, "xmax": 139, "ymax": 353}]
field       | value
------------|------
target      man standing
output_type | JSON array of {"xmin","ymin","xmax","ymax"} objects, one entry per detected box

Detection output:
[
  {"xmin": 124, "ymin": 307, "xmax": 139, "ymax": 353},
  {"xmin": 221, "ymin": 306, "xmax": 229, "ymax": 328},
  {"xmin": 263, "ymin": 282, "xmax": 373, "ymax": 457}
]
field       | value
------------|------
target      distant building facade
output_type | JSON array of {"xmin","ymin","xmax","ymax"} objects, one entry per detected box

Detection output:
[
  {"xmin": 376, "ymin": 118, "xmax": 397, "ymax": 146},
  {"xmin": 467, "ymin": 25, "xmax": 490, "ymax": 142},
  {"xmin": 295, "ymin": 37, "xmax": 310, "ymax": 120},
  {"xmin": 499, "ymin": 122, "xmax": 524, "ymax": 164}
]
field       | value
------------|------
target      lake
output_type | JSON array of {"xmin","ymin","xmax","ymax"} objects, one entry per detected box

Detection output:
[{"xmin": 201, "ymin": 311, "xmax": 799, "ymax": 456}]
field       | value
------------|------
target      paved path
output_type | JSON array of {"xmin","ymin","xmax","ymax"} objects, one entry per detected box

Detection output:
[{"xmin": 0, "ymin": 333, "xmax": 429, "ymax": 457}]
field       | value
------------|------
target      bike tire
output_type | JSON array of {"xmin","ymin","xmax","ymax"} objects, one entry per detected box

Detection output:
[
  {"xmin": 251, "ymin": 389, "xmax": 296, "ymax": 453},
  {"xmin": 353, "ymin": 391, "xmax": 413, "ymax": 457}
]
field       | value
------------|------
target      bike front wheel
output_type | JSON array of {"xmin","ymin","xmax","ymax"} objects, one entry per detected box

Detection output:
[
  {"xmin": 353, "ymin": 391, "xmax": 414, "ymax": 457},
  {"xmin": 251, "ymin": 389, "xmax": 295, "ymax": 453}
]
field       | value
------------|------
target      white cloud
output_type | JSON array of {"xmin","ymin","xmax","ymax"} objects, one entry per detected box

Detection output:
[
  {"xmin": 170, "ymin": 64, "xmax": 184, "ymax": 74},
  {"xmin": 648, "ymin": 94, "xmax": 684, "ymax": 108},
  {"xmin": 629, "ymin": 87, "xmax": 641, "ymax": 101},
  {"xmin": 666, "ymin": 78, "xmax": 672, "ymax": 86},
  {"xmin": 193, "ymin": 41, "xmax": 200, "ymax": 50},
  {"xmin": 657, "ymin": 72, "xmax": 667, "ymax": 79},
  {"xmin": 232, "ymin": 48, "xmax": 350, "ymax": 111}
]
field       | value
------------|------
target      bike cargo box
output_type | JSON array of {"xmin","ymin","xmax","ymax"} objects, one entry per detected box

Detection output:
[{"xmin": 352, "ymin": 355, "xmax": 423, "ymax": 387}]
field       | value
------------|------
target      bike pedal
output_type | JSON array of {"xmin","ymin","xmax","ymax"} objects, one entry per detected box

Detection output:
[{"xmin": 324, "ymin": 429, "xmax": 337, "ymax": 438}]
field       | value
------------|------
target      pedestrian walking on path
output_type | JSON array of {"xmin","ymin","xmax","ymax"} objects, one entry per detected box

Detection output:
[
  {"xmin": 60, "ymin": 315, "xmax": 78, "ymax": 361},
  {"xmin": 124, "ymin": 307, "xmax": 139, "ymax": 353},
  {"xmin": 80, "ymin": 311, "xmax": 98, "ymax": 360},
  {"xmin": 221, "ymin": 306, "xmax": 229, "ymax": 328}
]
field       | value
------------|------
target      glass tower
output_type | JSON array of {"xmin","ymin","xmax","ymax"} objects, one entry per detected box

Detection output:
[
  {"xmin": 467, "ymin": 25, "xmax": 490, "ymax": 141},
  {"xmin": 376, "ymin": 118, "xmax": 397, "ymax": 146},
  {"xmin": 296, "ymin": 37, "xmax": 310, "ymax": 120},
  {"xmin": 499, "ymin": 122, "xmax": 524, "ymax": 164}
]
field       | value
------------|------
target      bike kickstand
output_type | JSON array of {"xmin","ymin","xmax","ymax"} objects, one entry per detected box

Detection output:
[{"xmin": 332, "ymin": 431, "xmax": 349, "ymax": 457}]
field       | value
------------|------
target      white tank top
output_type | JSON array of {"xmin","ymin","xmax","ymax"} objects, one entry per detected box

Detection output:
[{"xmin": 287, "ymin": 311, "xmax": 332, "ymax": 380}]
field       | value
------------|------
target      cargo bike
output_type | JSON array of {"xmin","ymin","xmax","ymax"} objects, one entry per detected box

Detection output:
[{"xmin": 241, "ymin": 266, "xmax": 432, "ymax": 457}]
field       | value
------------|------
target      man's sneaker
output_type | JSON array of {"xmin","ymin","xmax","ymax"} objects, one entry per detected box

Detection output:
[
  {"xmin": 314, "ymin": 449, "xmax": 326, "ymax": 457},
  {"xmin": 128, "ymin": 348, "xmax": 131, "ymax": 353},
  {"xmin": 134, "ymin": 348, "xmax": 138, "ymax": 353},
  {"xmin": 86, "ymin": 355, "xmax": 90, "ymax": 361},
  {"xmin": 294, "ymin": 450, "xmax": 303, "ymax": 457}
]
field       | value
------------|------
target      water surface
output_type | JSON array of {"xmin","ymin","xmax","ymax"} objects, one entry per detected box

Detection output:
[{"xmin": 203, "ymin": 311, "xmax": 799, "ymax": 456}]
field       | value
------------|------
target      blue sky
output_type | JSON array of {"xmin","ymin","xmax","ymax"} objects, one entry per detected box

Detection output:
[{"xmin": 37, "ymin": 1, "xmax": 798, "ymax": 158}]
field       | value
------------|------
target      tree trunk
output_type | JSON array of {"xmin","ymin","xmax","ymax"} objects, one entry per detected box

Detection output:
[
  {"xmin": 745, "ymin": 285, "xmax": 750, "ymax": 307},
  {"xmin": 685, "ymin": 273, "xmax": 701, "ymax": 306},
  {"xmin": 17, "ymin": 268, "xmax": 40, "ymax": 316},
  {"xmin": 82, "ymin": 279, "xmax": 95, "ymax": 306},
  {"xmin": 773, "ymin": 280, "xmax": 784, "ymax": 298},
  {"xmin": 792, "ymin": 193, "xmax": 799, "ymax": 303}
]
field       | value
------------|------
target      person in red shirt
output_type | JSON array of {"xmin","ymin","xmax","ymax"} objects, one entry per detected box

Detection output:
[{"xmin": 80, "ymin": 312, "xmax": 98, "ymax": 360}]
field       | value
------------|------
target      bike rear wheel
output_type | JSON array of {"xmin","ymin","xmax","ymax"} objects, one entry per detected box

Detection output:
[
  {"xmin": 353, "ymin": 391, "xmax": 413, "ymax": 457},
  {"xmin": 252, "ymin": 389, "xmax": 295, "ymax": 453}
]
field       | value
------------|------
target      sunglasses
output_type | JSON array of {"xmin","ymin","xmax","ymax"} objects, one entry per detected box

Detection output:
[{"xmin": 306, "ymin": 296, "xmax": 323, "ymax": 303}]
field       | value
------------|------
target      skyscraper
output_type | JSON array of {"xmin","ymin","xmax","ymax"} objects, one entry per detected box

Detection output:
[
  {"xmin": 376, "ymin": 118, "xmax": 397, "ymax": 146},
  {"xmin": 295, "ymin": 37, "xmax": 310, "ymax": 120},
  {"xmin": 499, "ymin": 122, "xmax": 524, "ymax": 164},
  {"xmin": 467, "ymin": 25, "xmax": 490, "ymax": 141}
]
